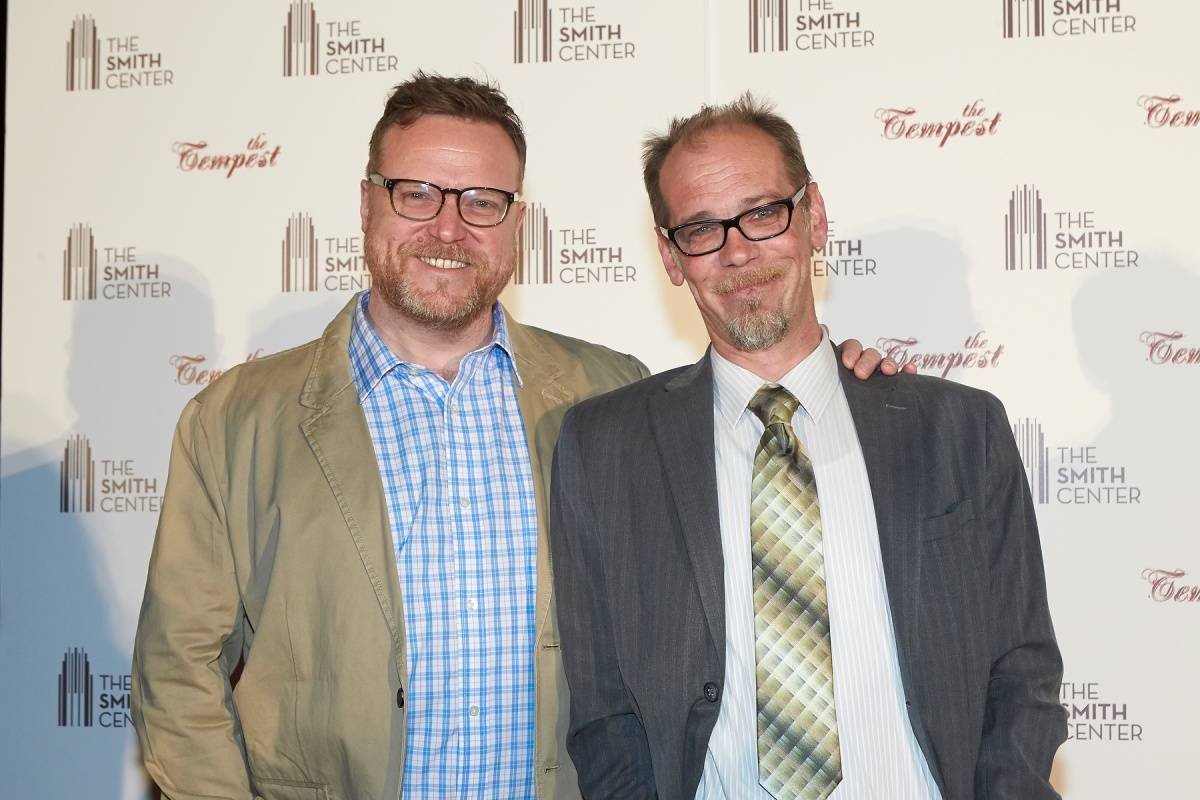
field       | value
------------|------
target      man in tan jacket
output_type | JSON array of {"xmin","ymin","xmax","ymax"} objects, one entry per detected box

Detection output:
[{"xmin": 131, "ymin": 73, "xmax": 897, "ymax": 800}]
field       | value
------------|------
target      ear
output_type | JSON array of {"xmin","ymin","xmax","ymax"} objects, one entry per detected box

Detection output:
[
  {"xmin": 510, "ymin": 200, "xmax": 527, "ymax": 235},
  {"xmin": 806, "ymin": 182, "xmax": 829, "ymax": 252},
  {"xmin": 360, "ymin": 179, "xmax": 372, "ymax": 234},
  {"xmin": 656, "ymin": 229, "xmax": 686, "ymax": 287}
]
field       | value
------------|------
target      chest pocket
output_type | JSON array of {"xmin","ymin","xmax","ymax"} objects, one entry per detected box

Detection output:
[
  {"xmin": 920, "ymin": 498, "xmax": 974, "ymax": 542},
  {"xmin": 253, "ymin": 777, "xmax": 329, "ymax": 800}
]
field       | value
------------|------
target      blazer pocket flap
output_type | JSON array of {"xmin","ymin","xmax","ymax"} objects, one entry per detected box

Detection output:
[
  {"xmin": 253, "ymin": 776, "xmax": 329, "ymax": 800},
  {"xmin": 920, "ymin": 498, "xmax": 974, "ymax": 542}
]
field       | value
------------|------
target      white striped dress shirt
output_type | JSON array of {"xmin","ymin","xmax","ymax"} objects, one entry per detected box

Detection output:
[{"xmin": 696, "ymin": 337, "xmax": 942, "ymax": 800}]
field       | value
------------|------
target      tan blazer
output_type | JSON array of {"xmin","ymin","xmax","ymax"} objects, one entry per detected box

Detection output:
[{"xmin": 132, "ymin": 296, "xmax": 648, "ymax": 800}]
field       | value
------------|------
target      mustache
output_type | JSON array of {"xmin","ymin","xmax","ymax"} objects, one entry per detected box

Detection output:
[{"xmin": 712, "ymin": 266, "xmax": 784, "ymax": 295}]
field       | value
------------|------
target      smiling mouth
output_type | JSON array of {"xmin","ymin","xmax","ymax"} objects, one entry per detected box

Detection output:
[{"xmin": 419, "ymin": 256, "xmax": 471, "ymax": 270}]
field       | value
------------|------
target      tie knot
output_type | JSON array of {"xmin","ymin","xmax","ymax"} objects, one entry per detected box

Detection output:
[
  {"xmin": 748, "ymin": 385, "xmax": 799, "ymax": 428},
  {"xmin": 749, "ymin": 386, "xmax": 800, "ymax": 458}
]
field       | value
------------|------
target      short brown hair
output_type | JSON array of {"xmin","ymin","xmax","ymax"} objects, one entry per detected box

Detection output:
[
  {"xmin": 641, "ymin": 93, "xmax": 812, "ymax": 228},
  {"xmin": 367, "ymin": 71, "xmax": 527, "ymax": 187}
]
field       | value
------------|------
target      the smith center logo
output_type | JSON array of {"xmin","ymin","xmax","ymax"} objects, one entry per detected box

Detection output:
[
  {"xmin": 62, "ymin": 224, "xmax": 172, "ymax": 302},
  {"xmin": 1060, "ymin": 681, "xmax": 1145, "ymax": 743},
  {"xmin": 513, "ymin": 204, "xmax": 637, "ymax": 286},
  {"xmin": 513, "ymin": 0, "xmax": 637, "ymax": 63},
  {"xmin": 57, "ymin": 648, "xmax": 133, "ymax": 729},
  {"xmin": 59, "ymin": 434, "xmax": 162, "ymax": 514},
  {"xmin": 1012, "ymin": 418, "xmax": 1141, "ymax": 506},
  {"xmin": 1002, "ymin": 0, "xmax": 1137, "ymax": 38},
  {"xmin": 282, "ymin": 1, "xmax": 400, "ymax": 77},
  {"xmin": 64, "ymin": 14, "xmax": 174, "ymax": 91},
  {"xmin": 281, "ymin": 213, "xmax": 371, "ymax": 294},
  {"xmin": 749, "ymin": 0, "xmax": 876, "ymax": 53},
  {"xmin": 810, "ymin": 220, "xmax": 879, "ymax": 279},
  {"xmin": 1003, "ymin": 185, "xmax": 1139, "ymax": 272}
]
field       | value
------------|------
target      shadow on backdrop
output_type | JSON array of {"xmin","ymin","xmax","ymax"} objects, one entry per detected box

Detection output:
[{"xmin": 0, "ymin": 261, "xmax": 214, "ymax": 800}]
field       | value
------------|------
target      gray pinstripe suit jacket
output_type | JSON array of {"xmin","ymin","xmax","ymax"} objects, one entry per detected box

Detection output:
[{"xmin": 550, "ymin": 348, "xmax": 1066, "ymax": 800}]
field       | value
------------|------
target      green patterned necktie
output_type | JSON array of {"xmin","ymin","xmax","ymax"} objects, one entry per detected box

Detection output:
[{"xmin": 747, "ymin": 385, "xmax": 842, "ymax": 800}]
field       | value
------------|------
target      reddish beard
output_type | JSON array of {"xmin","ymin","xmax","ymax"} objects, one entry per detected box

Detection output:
[{"xmin": 364, "ymin": 239, "xmax": 515, "ymax": 331}]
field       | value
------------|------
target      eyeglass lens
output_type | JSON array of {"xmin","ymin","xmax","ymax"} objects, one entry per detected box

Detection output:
[
  {"xmin": 674, "ymin": 202, "xmax": 791, "ymax": 255},
  {"xmin": 390, "ymin": 180, "xmax": 510, "ymax": 226}
]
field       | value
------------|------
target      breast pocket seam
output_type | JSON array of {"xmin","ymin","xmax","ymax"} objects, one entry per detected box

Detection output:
[
  {"xmin": 920, "ymin": 498, "xmax": 975, "ymax": 542},
  {"xmin": 253, "ymin": 775, "xmax": 330, "ymax": 800}
]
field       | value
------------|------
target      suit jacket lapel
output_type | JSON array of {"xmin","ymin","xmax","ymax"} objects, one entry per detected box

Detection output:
[
  {"xmin": 299, "ymin": 298, "xmax": 407, "ymax": 680},
  {"xmin": 840, "ymin": 371, "xmax": 945, "ymax": 790},
  {"xmin": 650, "ymin": 355, "xmax": 725, "ymax": 656},
  {"xmin": 840, "ymin": 373, "xmax": 921, "ymax": 666}
]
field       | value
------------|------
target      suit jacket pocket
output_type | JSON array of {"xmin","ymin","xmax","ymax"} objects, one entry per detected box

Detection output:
[
  {"xmin": 920, "ymin": 498, "xmax": 974, "ymax": 542},
  {"xmin": 253, "ymin": 776, "xmax": 329, "ymax": 800}
]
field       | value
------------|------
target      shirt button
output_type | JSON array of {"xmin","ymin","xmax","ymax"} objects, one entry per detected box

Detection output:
[
  {"xmin": 459, "ymin": 497, "xmax": 470, "ymax": 509},
  {"xmin": 450, "ymin": 402, "xmax": 459, "ymax": 413},
  {"xmin": 703, "ymin": 682, "xmax": 720, "ymax": 703},
  {"xmin": 467, "ymin": 598, "xmax": 478, "ymax": 611},
  {"xmin": 469, "ymin": 704, "xmax": 480, "ymax": 717}
]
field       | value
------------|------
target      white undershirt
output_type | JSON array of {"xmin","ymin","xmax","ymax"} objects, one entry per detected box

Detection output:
[{"xmin": 696, "ymin": 339, "xmax": 942, "ymax": 800}]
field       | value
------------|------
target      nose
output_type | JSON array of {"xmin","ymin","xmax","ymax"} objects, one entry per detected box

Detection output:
[
  {"xmin": 432, "ymin": 193, "xmax": 468, "ymax": 243},
  {"xmin": 719, "ymin": 225, "xmax": 754, "ymax": 267}
]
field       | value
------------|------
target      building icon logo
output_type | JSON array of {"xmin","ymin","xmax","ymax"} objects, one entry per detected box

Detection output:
[
  {"xmin": 1013, "ymin": 417, "xmax": 1051, "ymax": 504},
  {"xmin": 1004, "ymin": 185, "xmax": 1047, "ymax": 271},
  {"xmin": 515, "ymin": 203, "xmax": 553, "ymax": 285},
  {"xmin": 60, "ymin": 434, "xmax": 96, "ymax": 513},
  {"xmin": 58, "ymin": 648, "xmax": 95, "ymax": 727},
  {"xmin": 63, "ymin": 223, "xmax": 98, "ymax": 301},
  {"xmin": 1003, "ymin": 0, "xmax": 1045, "ymax": 38},
  {"xmin": 749, "ymin": 0, "xmax": 790, "ymax": 53},
  {"xmin": 514, "ymin": 0, "xmax": 552, "ymax": 63},
  {"xmin": 66, "ymin": 15, "xmax": 100, "ymax": 91},
  {"xmin": 282, "ymin": 213, "xmax": 318, "ymax": 292},
  {"xmin": 283, "ymin": 1, "xmax": 319, "ymax": 77}
]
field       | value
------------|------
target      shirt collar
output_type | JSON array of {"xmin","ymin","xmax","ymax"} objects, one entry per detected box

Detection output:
[
  {"xmin": 348, "ymin": 290, "xmax": 523, "ymax": 403},
  {"xmin": 711, "ymin": 332, "xmax": 839, "ymax": 430}
]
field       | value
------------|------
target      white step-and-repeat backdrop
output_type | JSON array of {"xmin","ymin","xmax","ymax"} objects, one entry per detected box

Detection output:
[{"xmin": 3, "ymin": 1, "xmax": 1197, "ymax": 797}]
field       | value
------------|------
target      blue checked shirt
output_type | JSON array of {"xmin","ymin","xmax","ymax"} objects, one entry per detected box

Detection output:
[{"xmin": 348, "ymin": 291, "xmax": 538, "ymax": 798}]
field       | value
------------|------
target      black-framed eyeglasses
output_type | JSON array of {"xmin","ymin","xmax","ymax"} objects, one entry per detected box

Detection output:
[
  {"xmin": 367, "ymin": 173, "xmax": 519, "ymax": 228},
  {"xmin": 660, "ymin": 183, "xmax": 810, "ymax": 257}
]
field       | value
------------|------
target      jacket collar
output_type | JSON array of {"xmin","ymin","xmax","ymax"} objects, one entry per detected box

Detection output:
[
  {"xmin": 505, "ymin": 311, "xmax": 568, "ymax": 399},
  {"xmin": 302, "ymin": 293, "xmax": 528, "ymax": 412},
  {"xmin": 300, "ymin": 296, "xmax": 358, "ymax": 411}
]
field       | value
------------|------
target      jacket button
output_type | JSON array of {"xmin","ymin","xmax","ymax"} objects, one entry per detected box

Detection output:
[
  {"xmin": 703, "ymin": 682, "xmax": 720, "ymax": 703},
  {"xmin": 396, "ymin": 687, "xmax": 405, "ymax": 709}
]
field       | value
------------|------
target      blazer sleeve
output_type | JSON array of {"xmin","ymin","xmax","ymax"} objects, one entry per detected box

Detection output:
[
  {"xmin": 131, "ymin": 399, "xmax": 255, "ymax": 800},
  {"xmin": 550, "ymin": 406, "xmax": 658, "ymax": 799},
  {"xmin": 974, "ymin": 393, "xmax": 1068, "ymax": 798}
]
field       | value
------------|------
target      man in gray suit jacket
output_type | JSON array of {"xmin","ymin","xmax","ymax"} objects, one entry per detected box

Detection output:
[{"xmin": 550, "ymin": 95, "xmax": 1066, "ymax": 800}]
